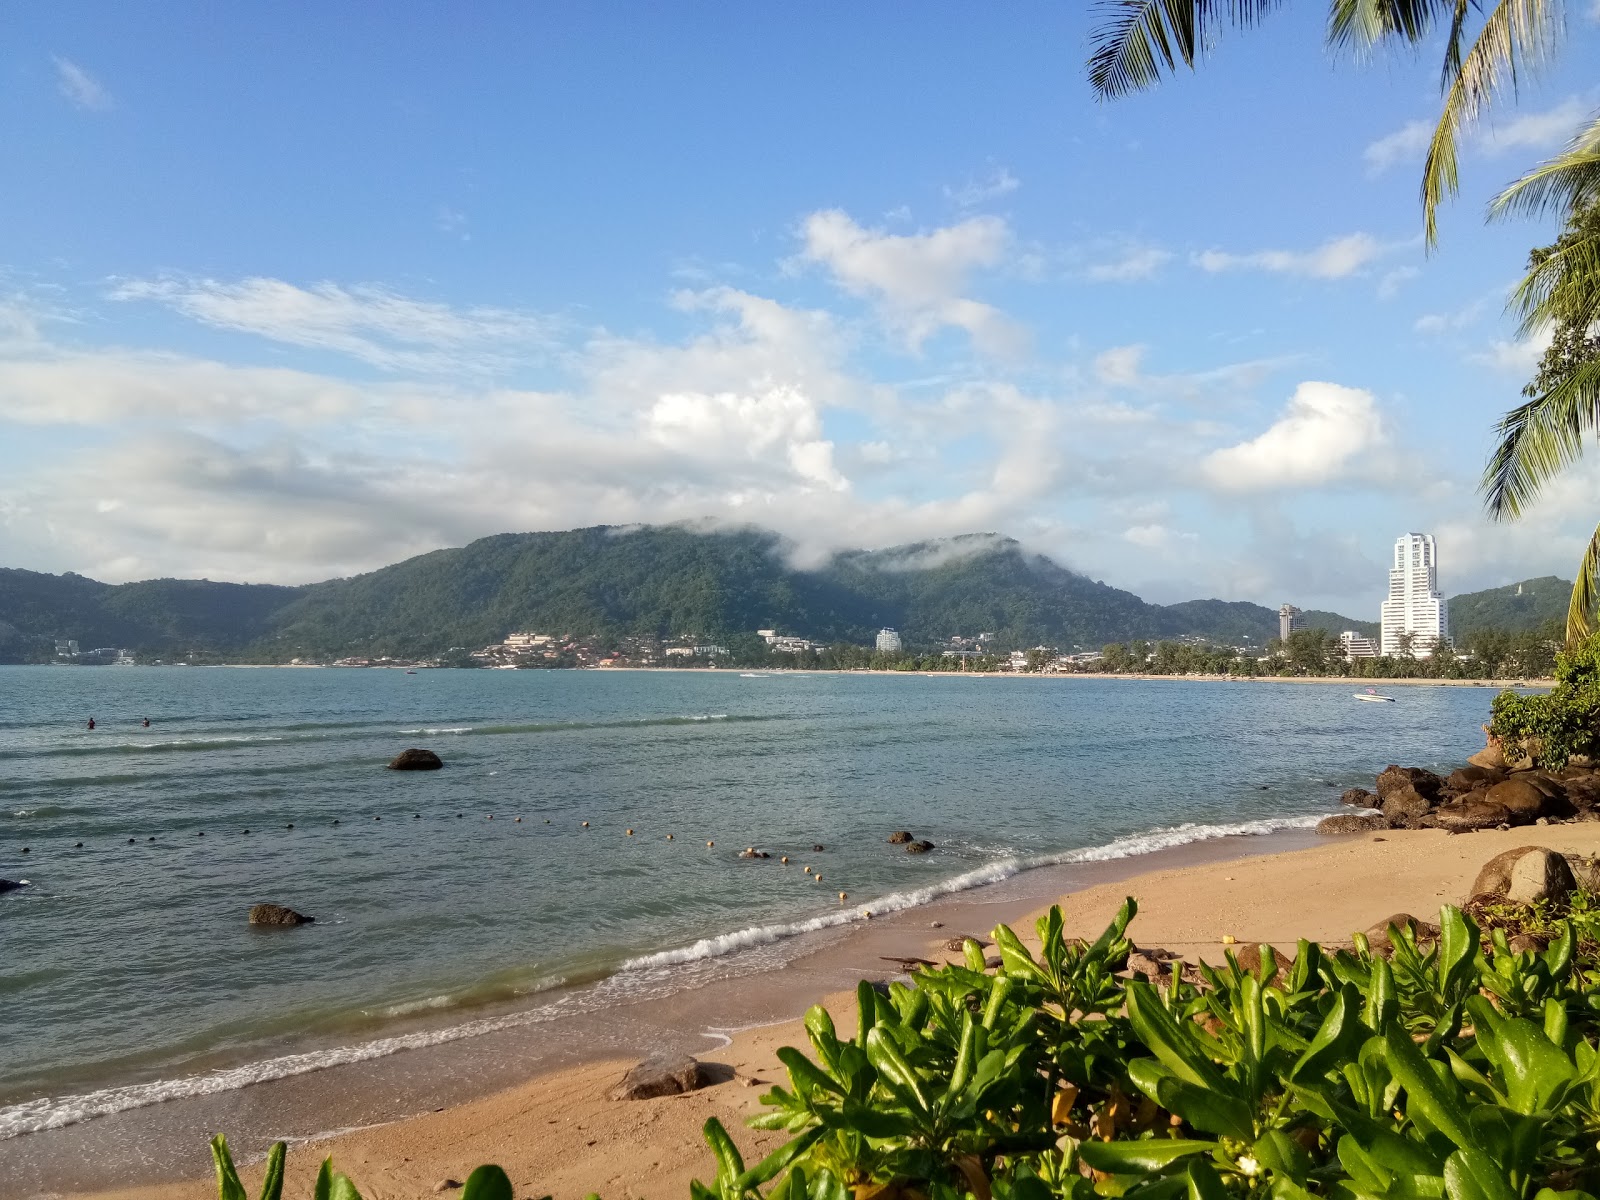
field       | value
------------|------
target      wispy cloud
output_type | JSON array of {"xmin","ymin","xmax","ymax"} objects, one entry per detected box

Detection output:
[
  {"xmin": 1085, "ymin": 245, "xmax": 1171, "ymax": 283},
  {"xmin": 1193, "ymin": 233, "xmax": 1384, "ymax": 279},
  {"xmin": 436, "ymin": 207, "xmax": 470, "ymax": 240},
  {"xmin": 1478, "ymin": 97, "xmax": 1592, "ymax": 155},
  {"xmin": 944, "ymin": 166, "xmax": 1020, "ymax": 209},
  {"xmin": 1377, "ymin": 267, "xmax": 1419, "ymax": 299},
  {"xmin": 53, "ymin": 56, "xmax": 113, "ymax": 111},
  {"xmin": 110, "ymin": 276, "xmax": 560, "ymax": 374},
  {"xmin": 1364, "ymin": 121, "xmax": 1431, "ymax": 175}
]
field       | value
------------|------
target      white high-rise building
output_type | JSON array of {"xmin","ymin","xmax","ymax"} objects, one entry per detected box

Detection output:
[
  {"xmin": 875, "ymin": 628, "xmax": 903, "ymax": 654},
  {"xmin": 1379, "ymin": 533, "xmax": 1447, "ymax": 657}
]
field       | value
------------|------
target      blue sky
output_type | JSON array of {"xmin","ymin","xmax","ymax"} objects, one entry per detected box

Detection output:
[{"xmin": 2, "ymin": 3, "xmax": 1598, "ymax": 617}]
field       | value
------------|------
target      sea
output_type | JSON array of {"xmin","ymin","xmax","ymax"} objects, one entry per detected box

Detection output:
[{"xmin": 0, "ymin": 666, "xmax": 1502, "ymax": 1173}]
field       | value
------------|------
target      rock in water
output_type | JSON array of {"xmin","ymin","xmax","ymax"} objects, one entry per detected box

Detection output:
[
  {"xmin": 1380, "ymin": 786, "xmax": 1433, "ymax": 823},
  {"xmin": 905, "ymin": 839, "xmax": 935, "ymax": 854},
  {"xmin": 609, "ymin": 1053, "xmax": 707, "ymax": 1101},
  {"xmin": 887, "ymin": 831, "xmax": 913, "ymax": 844},
  {"xmin": 1315, "ymin": 812, "xmax": 1386, "ymax": 835},
  {"xmin": 0, "ymin": 879, "xmax": 26, "ymax": 894},
  {"xmin": 1339, "ymin": 788, "xmax": 1378, "ymax": 808},
  {"xmin": 1508, "ymin": 849, "xmax": 1576, "ymax": 905},
  {"xmin": 388, "ymin": 748, "xmax": 443, "ymax": 771},
  {"xmin": 1375, "ymin": 765, "xmax": 1444, "ymax": 801},
  {"xmin": 249, "ymin": 903, "xmax": 313, "ymax": 926}
]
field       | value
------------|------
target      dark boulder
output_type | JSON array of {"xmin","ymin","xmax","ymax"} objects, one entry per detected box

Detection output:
[
  {"xmin": 1339, "ymin": 787, "xmax": 1378, "ymax": 808},
  {"xmin": 1316, "ymin": 812, "xmax": 1386, "ymax": 835},
  {"xmin": 1364, "ymin": 913, "xmax": 1439, "ymax": 955},
  {"xmin": 1446, "ymin": 765, "xmax": 1504, "ymax": 792},
  {"xmin": 0, "ymin": 879, "xmax": 26, "ymax": 894},
  {"xmin": 812, "ymin": 844, "xmax": 826, "ymax": 852},
  {"xmin": 1434, "ymin": 797, "xmax": 1512, "ymax": 833},
  {"xmin": 1468, "ymin": 845, "xmax": 1575, "ymax": 903},
  {"xmin": 905, "ymin": 840, "xmax": 936, "ymax": 854},
  {"xmin": 388, "ymin": 747, "xmax": 442, "ymax": 770},
  {"xmin": 608, "ymin": 1053, "xmax": 708, "ymax": 1101},
  {"xmin": 887, "ymin": 831, "xmax": 914, "ymax": 844},
  {"xmin": 1483, "ymin": 778, "xmax": 1552, "ymax": 824},
  {"xmin": 1233, "ymin": 943, "xmax": 1284, "ymax": 984},
  {"xmin": 249, "ymin": 903, "xmax": 313, "ymax": 926},
  {"xmin": 1376, "ymin": 765, "xmax": 1444, "ymax": 800},
  {"xmin": 1381, "ymin": 786, "xmax": 1434, "ymax": 823}
]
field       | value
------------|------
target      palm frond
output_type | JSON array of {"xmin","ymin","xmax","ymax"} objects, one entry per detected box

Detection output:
[
  {"xmin": 1327, "ymin": 0, "xmax": 1457, "ymax": 52},
  {"xmin": 1087, "ymin": 0, "xmax": 1284, "ymax": 99},
  {"xmin": 1490, "ymin": 112, "xmax": 1600, "ymax": 222},
  {"xmin": 1482, "ymin": 358, "xmax": 1600, "ymax": 519},
  {"xmin": 1505, "ymin": 226, "xmax": 1600, "ymax": 341},
  {"xmin": 1420, "ymin": 0, "xmax": 1563, "ymax": 248},
  {"xmin": 1567, "ymin": 520, "xmax": 1600, "ymax": 645}
]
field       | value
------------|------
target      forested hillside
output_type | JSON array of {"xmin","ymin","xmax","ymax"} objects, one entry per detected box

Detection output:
[
  {"xmin": 1447, "ymin": 576, "xmax": 1573, "ymax": 640},
  {"xmin": 0, "ymin": 524, "xmax": 1414, "ymax": 661}
]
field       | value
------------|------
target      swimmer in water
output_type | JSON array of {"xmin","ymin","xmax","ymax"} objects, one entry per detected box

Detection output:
[
  {"xmin": 142, "ymin": 717, "xmax": 150, "ymax": 728},
  {"xmin": 87, "ymin": 717, "xmax": 95, "ymax": 730}
]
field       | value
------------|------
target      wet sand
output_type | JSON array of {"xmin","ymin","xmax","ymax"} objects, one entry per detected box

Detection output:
[{"xmin": 33, "ymin": 823, "xmax": 1600, "ymax": 1200}]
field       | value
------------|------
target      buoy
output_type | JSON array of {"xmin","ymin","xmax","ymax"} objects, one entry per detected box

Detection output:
[
  {"xmin": 545, "ymin": 819, "xmax": 551, "ymax": 824},
  {"xmin": 487, "ymin": 815, "xmax": 493, "ymax": 820},
  {"xmin": 128, "ymin": 837, "xmax": 135, "ymax": 843},
  {"xmin": 515, "ymin": 817, "xmax": 522, "ymax": 823},
  {"xmin": 707, "ymin": 840, "xmax": 714, "ymax": 847},
  {"xmin": 243, "ymin": 830, "xmax": 250, "ymax": 835},
  {"xmin": 780, "ymin": 856, "xmax": 789, "ymax": 864},
  {"xmin": 626, "ymin": 829, "xmax": 634, "ymax": 836},
  {"xmin": 863, "ymin": 910, "xmax": 872, "ymax": 919},
  {"xmin": 375, "ymin": 816, "xmax": 381, "ymax": 821},
  {"xmin": 414, "ymin": 814, "xmax": 421, "ymax": 819},
  {"xmin": 197, "ymin": 831, "xmax": 204, "ymax": 837},
  {"xmin": 75, "ymin": 842, "xmax": 83, "ymax": 848},
  {"xmin": 804, "ymin": 866, "xmax": 812, "ymax": 874},
  {"xmin": 333, "ymin": 819, "xmax": 340, "ymax": 825},
  {"xmin": 286, "ymin": 823, "xmax": 294, "ymax": 830},
  {"xmin": 148, "ymin": 836, "xmax": 155, "ymax": 842},
  {"xmin": 839, "ymin": 892, "xmax": 847, "ymax": 901},
  {"xmin": 582, "ymin": 821, "xmax": 590, "ymax": 828},
  {"xmin": 814, "ymin": 873, "xmax": 822, "ymax": 882},
  {"xmin": 21, "ymin": 847, "xmax": 29, "ymax": 853},
  {"xmin": 666, "ymin": 834, "xmax": 673, "ymax": 840}
]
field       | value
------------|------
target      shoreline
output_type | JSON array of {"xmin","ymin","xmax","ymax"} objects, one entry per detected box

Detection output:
[{"xmin": 49, "ymin": 821, "xmax": 1600, "ymax": 1200}]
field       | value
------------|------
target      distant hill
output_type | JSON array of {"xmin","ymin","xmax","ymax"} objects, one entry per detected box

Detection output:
[
  {"xmin": 1448, "ymin": 576, "xmax": 1572, "ymax": 640},
  {"xmin": 0, "ymin": 524, "xmax": 1414, "ymax": 662}
]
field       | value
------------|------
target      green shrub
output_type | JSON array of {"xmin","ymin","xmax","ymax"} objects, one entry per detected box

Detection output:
[
  {"xmin": 211, "ymin": 897, "xmax": 1600, "ymax": 1200},
  {"xmin": 1489, "ymin": 631, "xmax": 1600, "ymax": 769}
]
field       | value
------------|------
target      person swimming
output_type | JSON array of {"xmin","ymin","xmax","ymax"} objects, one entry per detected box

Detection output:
[
  {"xmin": 87, "ymin": 717, "xmax": 95, "ymax": 730},
  {"xmin": 141, "ymin": 717, "xmax": 150, "ymax": 727}
]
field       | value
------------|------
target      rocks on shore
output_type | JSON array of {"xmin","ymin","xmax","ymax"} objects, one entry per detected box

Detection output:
[
  {"xmin": 609, "ymin": 1053, "xmax": 708, "ymax": 1101},
  {"xmin": 249, "ymin": 903, "xmax": 313, "ymax": 926},
  {"xmin": 1469, "ymin": 845, "xmax": 1576, "ymax": 905},
  {"xmin": 388, "ymin": 748, "xmax": 443, "ymax": 771},
  {"xmin": 1316, "ymin": 737, "xmax": 1600, "ymax": 837}
]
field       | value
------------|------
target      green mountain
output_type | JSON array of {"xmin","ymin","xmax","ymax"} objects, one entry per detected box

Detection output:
[
  {"xmin": 0, "ymin": 524, "xmax": 1438, "ymax": 662},
  {"xmin": 1447, "ymin": 576, "xmax": 1572, "ymax": 640}
]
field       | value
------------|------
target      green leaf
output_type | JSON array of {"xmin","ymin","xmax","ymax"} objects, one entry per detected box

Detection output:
[
  {"xmin": 854, "ymin": 979, "xmax": 877, "ymax": 1047},
  {"xmin": 328, "ymin": 1174, "xmax": 364, "ymax": 1200},
  {"xmin": 210, "ymin": 1134, "xmax": 247, "ymax": 1200},
  {"xmin": 1185, "ymin": 1158, "xmax": 1231, "ymax": 1200},
  {"xmin": 1384, "ymin": 1021, "xmax": 1474, "ymax": 1150},
  {"xmin": 312, "ymin": 1160, "xmax": 333, "ymax": 1200},
  {"xmin": 1254, "ymin": 1130, "xmax": 1310, "ymax": 1184},
  {"xmin": 1125, "ymin": 980, "xmax": 1225, "ymax": 1091},
  {"xmin": 777, "ymin": 1046, "xmax": 846, "ymax": 1100},
  {"xmin": 258, "ymin": 1143, "xmax": 287, "ymax": 1200},
  {"xmin": 1443, "ymin": 1149, "xmax": 1519, "ymax": 1200},
  {"xmin": 702, "ymin": 1117, "xmax": 746, "ymax": 1190},
  {"xmin": 1292, "ymin": 985, "xmax": 1364, "ymax": 1081},
  {"xmin": 460, "ymin": 1165, "xmax": 513, "ymax": 1200},
  {"xmin": 864, "ymin": 1025, "xmax": 930, "ymax": 1113},
  {"xmin": 1128, "ymin": 1058, "xmax": 1254, "ymax": 1140},
  {"xmin": 1464, "ymin": 996, "xmax": 1575, "ymax": 1114},
  {"xmin": 1437, "ymin": 908, "xmax": 1480, "ymax": 1003},
  {"xmin": 1078, "ymin": 1140, "xmax": 1218, "ymax": 1172},
  {"xmin": 739, "ymin": 1128, "xmax": 823, "ymax": 1189}
]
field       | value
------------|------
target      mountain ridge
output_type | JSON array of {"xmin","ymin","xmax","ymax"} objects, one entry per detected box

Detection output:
[{"xmin": 0, "ymin": 524, "xmax": 1543, "ymax": 662}]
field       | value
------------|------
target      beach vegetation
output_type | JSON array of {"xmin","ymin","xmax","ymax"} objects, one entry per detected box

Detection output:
[
  {"xmin": 1489, "ymin": 629, "xmax": 1600, "ymax": 768},
  {"xmin": 209, "ymin": 893, "xmax": 1600, "ymax": 1200}
]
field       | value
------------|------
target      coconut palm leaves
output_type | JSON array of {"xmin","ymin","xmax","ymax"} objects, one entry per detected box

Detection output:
[{"xmin": 1087, "ymin": 0, "xmax": 1566, "ymax": 245}]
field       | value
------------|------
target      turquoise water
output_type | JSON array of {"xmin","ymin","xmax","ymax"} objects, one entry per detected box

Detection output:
[{"xmin": 0, "ymin": 667, "xmax": 1497, "ymax": 1138}]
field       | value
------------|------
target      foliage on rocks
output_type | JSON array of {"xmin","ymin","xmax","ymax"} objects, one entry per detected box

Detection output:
[{"xmin": 1491, "ymin": 633, "xmax": 1600, "ymax": 770}]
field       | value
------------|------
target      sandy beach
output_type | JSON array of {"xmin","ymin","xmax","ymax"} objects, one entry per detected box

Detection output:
[{"xmin": 63, "ymin": 822, "xmax": 1600, "ymax": 1200}]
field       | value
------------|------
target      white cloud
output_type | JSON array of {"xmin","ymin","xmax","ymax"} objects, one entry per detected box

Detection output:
[
  {"xmin": 1200, "ymin": 381, "xmax": 1391, "ymax": 491},
  {"xmin": 1193, "ymin": 233, "xmax": 1384, "ymax": 279},
  {"xmin": 1093, "ymin": 344, "xmax": 1146, "ymax": 386},
  {"xmin": 1478, "ymin": 97, "xmax": 1591, "ymax": 156},
  {"xmin": 1364, "ymin": 121, "xmax": 1431, "ymax": 175},
  {"xmin": 436, "ymin": 207, "xmax": 470, "ymax": 240},
  {"xmin": 1469, "ymin": 327, "xmax": 1553, "ymax": 374},
  {"xmin": 944, "ymin": 167, "xmax": 1020, "ymax": 208},
  {"xmin": 1123, "ymin": 524, "xmax": 1196, "ymax": 549},
  {"xmin": 53, "ymin": 56, "xmax": 112, "ymax": 111},
  {"xmin": 1414, "ymin": 296, "xmax": 1489, "ymax": 334},
  {"xmin": 110, "ymin": 277, "xmax": 558, "ymax": 374},
  {"xmin": 1085, "ymin": 245, "xmax": 1171, "ymax": 283},
  {"xmin": 796, "ymin": 209, "xmax": 1026, "ymax": 356},
  {"xmin": 1377, "ymin": 267, "xmax": 1420, "ymax": 300}
]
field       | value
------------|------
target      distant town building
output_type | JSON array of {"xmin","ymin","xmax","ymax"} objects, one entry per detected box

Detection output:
[
  {"xmin": 503, "ymin": 632, "xmax": 552, "ymax": 648},
  {"xmin": 875, "ymin": 628, "xmax": 903, "ymax": 654},
  {"xmin": 1278, "ymin": 605, "xmax": 1304, "ymax": 642},
  {"xmin": 664, "ymin": 646, "xmax": 695, "ymax": 657},
  {"xmin": 1380, "ymin": 533, "xmax": 1447, "ymax": 657},
  {"xmin": 759, "ymin": 630, "xmax": 818, "ymax": 653},
  {"xmin": 55, "ymin": 639, "xmax": 79, "ymax": 657},
  {"xmin": 692, "ymin": 644, "xmax": 728, "ymax": 657},
  {"xmin": 1340, "ymin": 631, "xmax": 1379, "ymax": 660}
]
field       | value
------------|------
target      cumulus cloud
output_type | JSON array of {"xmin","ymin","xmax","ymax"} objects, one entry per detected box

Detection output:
[
  {"xmin": 796, "ymin": 209, "xmax": 1026, "ymax": 356},
  {"xmin": 1478, "ymin": 97, "xmax": 1592, "ymax": 156},
  {"xmin": 53, "ymin": 56, "xmax": 113, "ymax": 111},
  {"xmin": 1200, "ymin": 381, "xmax": 1391, "ymax": 491},
  {"xmin": 1364, "ymin": 121, "xmax": 1431, "ymax": 175},
  {"xmin": 1193, "ymin": 233, "xmax": 1384, "ymax": 279},
  {"xmin": 1470, "ymin": 327, "xmax": 1554, "ymax": 374},
  {"xmin": 110, "ymin": 277, "xmax": 559, "ymax": 374}
]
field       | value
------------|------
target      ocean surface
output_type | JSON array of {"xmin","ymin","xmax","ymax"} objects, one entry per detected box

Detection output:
[{"xmin": 0, "ymin": 666, "xmax": 1500, "ymax": 1143}]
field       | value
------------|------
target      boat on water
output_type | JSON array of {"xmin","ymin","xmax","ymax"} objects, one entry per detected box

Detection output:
[{"xmin": 1354, "ymin": 688, "xmax": 1395, "ymax": 703}]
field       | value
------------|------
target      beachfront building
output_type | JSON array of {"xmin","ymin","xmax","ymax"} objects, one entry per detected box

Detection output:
[
  {"xmin": 876, "ymin": 628, "xmax": 903, "ymax": 654},
  {"xmin": 1278, "ymin": 605, "xmax": 1304, "ymax": 642},
  {"xmin": 1380, "ymin": 533, "xmax": 1447, "ymax": 658},
  {"xmin": 1340, "ymin": 631, "xmax": 1379, "ymax": 660}
]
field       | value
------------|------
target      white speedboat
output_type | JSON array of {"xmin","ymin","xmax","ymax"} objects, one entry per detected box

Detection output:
[{"xmin": 1354, "ymin": 689, "xmax": 1395, "ymax": 703}]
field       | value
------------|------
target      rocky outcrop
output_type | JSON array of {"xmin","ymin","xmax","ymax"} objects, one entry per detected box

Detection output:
[
  {"xmin": 1376, "ymin": 765, "xmax": 1444, "ymax": 801},
  {"xmin": 1433, "ymin": 797, "xmax": 1511, "ymax": 833},
  {"xmin": 1381, "ymin": 786, "xmax": 1434, "ymax": 823},
  {"xmin": 608, "ymin": 1053, "xmax": 708, "ymax": 1101},
  {"xmin": 1339, "ymin": 787, "xmax": 1378, "ymax": 808},
  {"xmin": 887, "ymin": 831, "xmax": 913, "ymax": 844},
  {"xmin": 1364, "ymin": 913, "xmax": 1440, "ymax": 955},
  {"xmin": 1467, "ymin": 845, "xmax": 1576, "ymax": 905},
  {"xmin": 249, "ymin": 903, "xmax": 313, "ymax": 926},
  {"xmin": 905, "ymin": 840, "xmax": 936, "ymax": 854},
  {"xmin": 1316, "ymin": 812, "xmax": 1387, "ymax": 835},
  {"xmin": 388, "ymin": 748, "xmax": 443, "ymax": 770}
]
